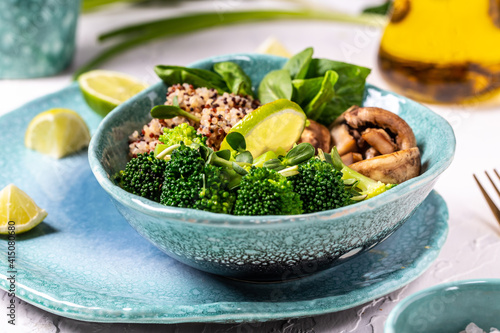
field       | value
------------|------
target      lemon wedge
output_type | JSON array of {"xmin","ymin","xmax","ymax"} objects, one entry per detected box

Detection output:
[
  {"xmin": 25, "ymin": 108, "xmax": 91, "ymax": 159},
  {"xmin": 78, "ymin": 70, "xmax": 149, "ymax": 117},
  {"xmin": 220, "ymin": 99, "xmax": 306, "ymax": 157},
  {"xmin": 255, "ymin": 37, "xmax": 292, "ymax": 58},
  {"xmin": 0, "ymin": 184, "xmax": 48, "ymax": 234}
]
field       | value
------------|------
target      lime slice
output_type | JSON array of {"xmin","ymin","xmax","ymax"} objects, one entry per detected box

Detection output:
[
  {"xmin": 220, "ymin": 99, "xmax": 306, "ymax": 157},
  {"xmin": 0, "ymin": 184, "xmax": 48, "ymax": 234},
  {"xmin": 25, "ymin": 108, "xmax": 91, "ymax": 159},
  {"xmin": 255, "ymin": 37, "xmax": 292, "ymax": 58},
  {"xmin": 78, "ymin": 70, "xmax": 149, "ymax": 117}
]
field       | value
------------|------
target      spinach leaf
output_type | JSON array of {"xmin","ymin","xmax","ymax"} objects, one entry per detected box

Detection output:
[
  {"xmin": 304, "ymin": 70, "xmax": 339, "ymax": 120},
  {"xmin": 317, "ymin": 101, "xmax": 346, "ymax": 126},
  {"xmin": 150, "ymin": 105, "xmax": 200, "ymax": 122},
  {"xmin": 154, "ymin": 65, "xmax": 228, "ymax": 93},
  {"xmin": 283, "ymin": 47, "xmax": 313, "ymax": 80},
  {"xmin": 213, "ymin": 61, "xmax": 254, "ymax": 97},
  {"xmin": 292, "ymin": 77, "xmax": 323, "ymax": 106},
  {"xmin": 306, "ymin": 59, "xmax": 370, "ymax": 125},
  {"xmin": 258, "ymin": 69, "xmax": 293, "ymax": 104},
  {"xmin": 306, "ymin": 58, "xmax": 371, "ymax": 81}
]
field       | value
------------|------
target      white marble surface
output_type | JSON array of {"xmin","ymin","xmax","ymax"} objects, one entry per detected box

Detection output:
[{"xmin": 1, "ymin": 1, "xmax": 500, "ymax": 332}]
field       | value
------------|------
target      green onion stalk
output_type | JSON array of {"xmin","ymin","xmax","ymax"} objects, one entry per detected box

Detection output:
[{"xmin": 74, "ymin": 9, "xmax": 385, "ymax": 78}]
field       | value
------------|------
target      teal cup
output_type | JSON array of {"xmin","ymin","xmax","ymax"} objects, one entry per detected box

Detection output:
[{"xmin": 0, "ymin": 0, "xmax": 80, "ymax": 79}]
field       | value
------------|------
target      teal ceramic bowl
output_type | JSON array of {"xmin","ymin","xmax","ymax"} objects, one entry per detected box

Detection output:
[
  {"xmin": 89, "ymin": 54, "xmax": 455, "ymax": 281},
  {"xmin": 385, "ymin": 279, "xmax": 500, "ymax": 333},
  {"xmin": 0, "ymin": 0, "xmax": 80, "ymax": 79}
]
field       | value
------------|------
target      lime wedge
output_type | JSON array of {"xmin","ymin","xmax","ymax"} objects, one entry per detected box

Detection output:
[
  {"xmin": 78, "ymin": 70, "xmax": 149, "ymax": 117},
  {"xmin": 220, "ymin": 99, "xmax": 306, "ymax": 157},
  {"xmin": 255, "ymin": 37, "xmax": 292, "ymax": 58},
  {"xmin": 25, "ymin": 108, "xmax": 91, "ymax": 159},
  {"xmin": 0, "ymin": 184, "xmax": 48, "ymax": 234}
]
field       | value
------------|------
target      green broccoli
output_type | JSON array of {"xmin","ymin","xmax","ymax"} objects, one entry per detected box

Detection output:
[
  {"xmin": 120, "ymin": 152, "xmax": 168, "ymax": 202},
  {"xmin": 155, "ymin": 123, "xmax": 206, "ymax": 157},
  {"xmin": 233, "ymin": 167, "xmax": 303, "ymax": 216},
  {"xmin": 331, "ymin": 147, "xmax": 395, "ymax": 199},
  {"xmin": 160, "ymin": 144, "xmax": 235, "ymax": 214},
  {"xmin": 290, "ymin": 159, "xmax": 351, "ymax": 213}
]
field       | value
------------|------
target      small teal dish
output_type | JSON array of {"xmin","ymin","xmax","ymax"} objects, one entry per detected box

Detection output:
[
  {"xmin": 0, "ymin": 0, "xmax": 80, "ymax": 79},
  {"xmin": 89, "ymin": 53, "xmax": 456, "ymax": 281},
  {"xmin": 385, "ymin": 279, "xmax": 500, "ymax": 333}
]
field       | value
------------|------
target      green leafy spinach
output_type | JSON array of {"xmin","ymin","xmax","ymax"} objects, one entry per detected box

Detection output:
[
  {"xmin": 258, "ymin": 48, "xmax": 371, "ymax": 126},
  {"xmin": 257, "ymin": 69, "xmax": 293, "ymax": 104},
  {"xmin": 283, "ymin": 47, "xmax": 313, "ymax": 80},
  {"xmin": 154, "ymin": 65, "xmax": 229, "ymax": 93},
  {"xmin": 213, "ymin": 61, "xmax": 254, "ymax": 97}
]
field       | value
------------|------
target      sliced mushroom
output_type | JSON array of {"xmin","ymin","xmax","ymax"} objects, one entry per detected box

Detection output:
[
  {"xmin": 364, "ymin": 147, "xmax": 380, "ymax": 160},
  {"xmin": 341, "ymin": 152, "xmax": 363, "ymax": 165},
  {"xmin": 344, "ymin": 106, "xmax": 417, "ymax": 150},
  {"xmin": 299, "ymin": 119, "xmax": 332, "ymax": 153},
  {"xmin": 361, "ymin": 128, "xmax": 397, "ymax": 155},
  {"xmin": 329, "ymin": 106, "xmax": 420, "ymax": 184},
  {"xmin": 350, "ymin": 129, "xmax": 367, "ymax": 150},
  {"xmin": 329, "ymin": 120, "xmax": 357, "ymax": 156},
  {"xmin": 350, "ymin": 147, "xmax": 421, "ymax": 184}
]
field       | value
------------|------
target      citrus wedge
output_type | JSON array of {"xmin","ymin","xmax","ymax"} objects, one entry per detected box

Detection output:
[
  {"xmin": 255, "ymin": 37, "xmax": 292, "ymax": 58},
  {"xmin": 0, "ymin": 184, "xmax": 48, "ymax": 234},
  {"xmin": 78, "ymin": 70, "xmax": 149, "ymax": 117},
  {"xmin": 25, "ymin": 108, "xmax": 91, "ymax": 159},
  {"xmin": 220, "ymin": 99, "xmax": 306, "ymax": 157}
]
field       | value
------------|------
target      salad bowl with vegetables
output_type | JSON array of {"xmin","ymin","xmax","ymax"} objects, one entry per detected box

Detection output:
[{"xmin": 89, "ymin": 52, "xmax": 455, "ymax": 281}]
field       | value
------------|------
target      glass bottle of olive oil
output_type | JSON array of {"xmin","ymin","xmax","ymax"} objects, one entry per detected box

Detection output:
[{"xmin": 378, "ymin": 0, "xmax": 500, "ymax": 103}]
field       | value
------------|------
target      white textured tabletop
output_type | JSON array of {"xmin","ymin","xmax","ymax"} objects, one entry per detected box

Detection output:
[{"xmin": 1, "ymin": 1, "xmax": 500, "ymax": 332}]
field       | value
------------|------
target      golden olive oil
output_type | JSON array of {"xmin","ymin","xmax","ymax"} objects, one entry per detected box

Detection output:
[{"xmin": 378, "ymin": 0, "xmax": 500, "ymax": 103}]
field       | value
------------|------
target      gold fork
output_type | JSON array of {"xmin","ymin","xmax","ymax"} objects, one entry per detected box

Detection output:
[{"xmin": 473, "ymin": 169, "xmax": 500, "ymax": 224}]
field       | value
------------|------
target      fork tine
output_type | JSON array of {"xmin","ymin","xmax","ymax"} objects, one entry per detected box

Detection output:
[
  {"xmin": 485, "ymin": 171, "xmax": 500, "ymax": 198},
  {"xmin": 494, "ymin": 169, "xmax": 500, "ymax": 181},
  {"xmin": 473, "ymin": 174, "xmax": 500, "ymax": 226}
]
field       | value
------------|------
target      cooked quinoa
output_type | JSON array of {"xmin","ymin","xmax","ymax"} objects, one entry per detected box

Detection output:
[{"xmin": 129, "ymin": 83, "xmax": 259, "ymax": 156}]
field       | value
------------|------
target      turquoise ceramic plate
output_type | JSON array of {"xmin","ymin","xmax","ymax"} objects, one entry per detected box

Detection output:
[{"xmin": 0, "ymin": 84, "xmax": 448, "ymax": 323}]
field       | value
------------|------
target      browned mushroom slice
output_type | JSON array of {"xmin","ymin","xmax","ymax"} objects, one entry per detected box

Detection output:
[
  {"xmin": 341, "ymin": 152, "xmax": 363, "ymax": 165},
  {"xmin": 298, "ymin": 119, "xmax": 332, "ymax": 153},
  {"xmin": 350, "ymin": 147, "xmax": 421, "ymax": 184},
  {"xmin": 344, "ymin": 106, "xmax": 417, "ymax": 150},
  {"xmin": 330, "ymin": 123, "xmax": 358, "ymax": 156},
  {"xmin": 361, "ymin": 128, "xmax": 397, "ymax": 155},
  {"xmin": 364, "ymin": 147, "xmax": 380, "ymax": 160}
]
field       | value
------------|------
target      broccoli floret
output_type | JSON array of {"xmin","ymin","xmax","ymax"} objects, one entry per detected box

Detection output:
[
  {"xmin": 291, "ymin": 159, "xmax": 351, "ymax": 213},
  {"xmin": 233, "ymin": 167, "xmax": 303, "ymax": 216},
  {"xmin": 120, "ymin": 152, "xmax": 168, "ymax": 202},
  {"xmin": 159, "ymin": 123, "xmax": 206, "ymax": 147},
  {"xmin": 331, "ymin": 147, "xmax": 394, "ymax": 199},
  {"xmin": 160, "ymin": 144, "xmax": 235, "ymax": 214}
]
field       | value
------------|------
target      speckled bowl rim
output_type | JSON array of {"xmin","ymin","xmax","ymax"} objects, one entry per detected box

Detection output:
[
  {"xmin": 89, "ymin": 53, "xmax": 456, "ymax": 226},
  {"xmin": 384, "ymin": 279, "xmax": 500, "ymax": 333}
]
